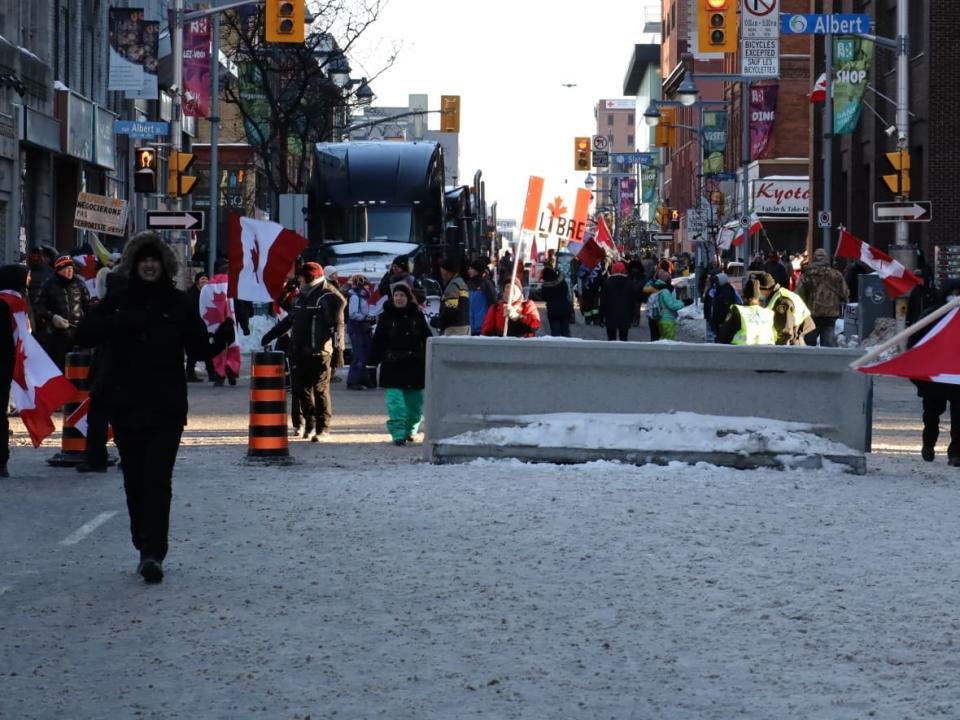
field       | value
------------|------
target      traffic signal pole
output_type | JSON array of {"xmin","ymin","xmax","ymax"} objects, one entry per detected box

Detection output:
[
  {"xmin": 894, "ymin": 0, "xmax": 909, "ymax": 253},
  {"xmin": 822, "ymin": 33, "xmax": 833, "ymax": 258}
]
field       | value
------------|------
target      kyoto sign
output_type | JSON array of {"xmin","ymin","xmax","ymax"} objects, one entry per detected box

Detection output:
[
  {"xmin": 781, "ymin": 13, "xmax": 870, "ymax": 35},
  {"xmin": 752, "ymin": 179, "xmax": 810, "ymax": 216},
  {"xmin": 742, "ymin": 0, "xmax": 780, "ymax": 77},
  {"xmin": 873, "ymin": 201, "xmax": 932, "ymax": 223},
  {"xmin": 73, "ymin": 192, "xmax": 129, "ymax": 236},
  {"xmin": 146, "ymin": 211, "xmax": 206, "ymax": 230}
]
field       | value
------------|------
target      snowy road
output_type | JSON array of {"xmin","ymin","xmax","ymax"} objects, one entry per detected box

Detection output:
[{"xmin": 1, "ymin": 362, "xmax": 958, "ymax": 719}]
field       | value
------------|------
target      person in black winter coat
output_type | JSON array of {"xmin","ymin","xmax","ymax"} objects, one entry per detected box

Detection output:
[
  {"xmin": 34, "ymin": 256, "xmax": 91, "ymax": 370},
  {"xmin": 260, "ymin": 262, "xmax": 346, "ymax": 441},
  {"xmin": 710, "ymin": 272, "xmax": 741, "ymax": 341},
  {"xmin": 75, "ymin": 231, "xmax": 235, "ymax": 584},
  {"xmin": 370, "ymin": 283, "xmax": 432, "ymax": 446},
  {"xmin": 763, "ymin": 253, "xmax": 790, "ymax": 289},
  {"xmin": 541, "ymin": 265, "xmax": 573, "ymax": 337},
  {"xmin": 0, "ymin": 264, "xmax": 30, "ymax": 477},
  {"xmin": 599, "ymin": 261, "xmax": 637, "ymax": 341},
  {"xmin": 184, "ymin": 271, "xmax": 212, "ymax": 382}
]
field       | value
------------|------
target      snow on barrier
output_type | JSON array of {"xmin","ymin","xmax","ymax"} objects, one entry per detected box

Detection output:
[{"xmin": 423, "ymin": 337, "xmax": 873, "ymax": 474}]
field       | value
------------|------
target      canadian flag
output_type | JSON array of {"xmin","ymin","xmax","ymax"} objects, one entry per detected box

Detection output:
[
  {"xmin": 575, "ymin": 238, "xmax": 606, "ymax": 270},
  {"xmin": 227, "ymin": 215, "xmax": 308, "ymax": 303},
  {"xmin": 809, "ymin": 73, "xmax": 827, "ymax": 104},
  {"xmin": 836, "ymin": 228, "xmax": 921, "ymax": 298},
  {"xmin": 65, "ymin": 396, "xmax": 113, "ymax": 439},
  {"xmin": 859, "ymin": 303, "xmax": 960, "ymax": 385},
  {"xmin": 594, "ymin": 214, "xmax": 617, "ymax": 255},
  {"xmin": 199, "ymin": 274, "xmax": 242, "ymax": 378},
  {"xmin": 72, "ymin": 254, "xmax": 99, "ymax": 299},
  {"xmin": 0, "ymin": 291, "xmax": 76, "ymax": 447}
]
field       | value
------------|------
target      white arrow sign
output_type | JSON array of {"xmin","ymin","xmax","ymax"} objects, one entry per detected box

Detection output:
[
  {"xmin": 146, "ymin": 211, "xmax": 205, "ymax": 230},
  {"xmin": 876, "ymin": 203, "xmax": 928, "ymax": 219}
]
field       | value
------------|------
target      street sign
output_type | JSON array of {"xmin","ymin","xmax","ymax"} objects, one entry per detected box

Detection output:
[
  {"xmin": 873, "ymin": 201, "xmax": 932, "ymax": 223},
  {"xmin": 591, "ymin": 150, "xmax": 609, "ymax": 168},
  {"xmin": 611, "ymin": 152, "xmax": 655, "ymax": 167},
  {"xmin": 781, "ymin": 13, "xmax": 870, "ymax": 35},
  {"xmin": 113, "ymin": 120, "xmax": 170, "ymax": 139},
  {"xmin": 653, "ymin": 233, "xmax": 673, "ymax": 241},
  {"xmin": 818, "ymin": 210, "xmax": 832, "ymax": 228},
  {"xmin": 146, "ymin": 210, "xmax": 206, "ymax": 231},
  {"xmin": 73, "ymin": 192, "xmax": 129, "ymax": 236},
  {"xmin": 742, "ymin": 0, "xmax": 780, "ymax": 77},
  {"xmin": 591, "ymin": 135, "xmax": 609, "ymax": 152}
]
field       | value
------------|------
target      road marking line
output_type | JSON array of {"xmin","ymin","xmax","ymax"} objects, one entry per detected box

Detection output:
[{"xmin": 59, "ymin": 511, "xmax": 119, "ymax": 546}]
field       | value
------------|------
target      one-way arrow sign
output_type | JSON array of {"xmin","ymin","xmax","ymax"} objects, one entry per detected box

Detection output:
[
  {"xmin": 873, "ymin": 201, "xmax": 932, "ymax": 223},
  {"xmin": 146, "ymin": 211, "xmax": 205, "ymax": 231}
]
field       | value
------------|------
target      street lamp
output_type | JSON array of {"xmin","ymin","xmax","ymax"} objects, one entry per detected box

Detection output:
[
  {"xmin": 353, "ymin": 78, "xmax": 375, "ymax": 106},
  {"xmin": 677, "ymin": 71, "xmax": 699, "ymax": 107},
  {"xmin": 327, "ymin": 51, "xmax": 352, "ymax": 88},
  {"xmin": 643, "ymin": 102, "xmax": 661, "ymax": 127}
]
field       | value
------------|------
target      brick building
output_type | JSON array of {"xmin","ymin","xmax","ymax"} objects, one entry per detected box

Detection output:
[{"xmin": 809, "ymin": 0, "xmax": 960, "ymax": 272}]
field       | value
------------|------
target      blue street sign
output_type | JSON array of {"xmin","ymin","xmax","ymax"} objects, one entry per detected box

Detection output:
[
  {"xmin": 706, "ymin": 171, "xmax": 736, "ymax": 181},
  {"xmin": 113, "ymin": 120, "xmax": 170, "ymax": 139},
  {"xmin": 611, "ymin": 152, "xmax": 655, "ymax": 167},
  {"xmin": 781, "ymin": 13, "xmax": 870, "ymax": 35}
]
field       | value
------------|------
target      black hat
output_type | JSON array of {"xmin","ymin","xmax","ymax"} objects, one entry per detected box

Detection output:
[
  {"xmin": 194, "ymin": 270, "xmax": 209, "ymax": 284},
  {"xmin": 391, "ymin": 255, "xmax": 409, "ymax": 270},
  {"xmin": 439, "ymin": 257, "xmax": 460, "ymax": 273}
]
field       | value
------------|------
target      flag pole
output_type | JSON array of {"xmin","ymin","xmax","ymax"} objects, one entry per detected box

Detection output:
[
  {"xmin": 504, "ymin": 232, "xmax": 524, "ymax": 338},
  {"xmin": 849, "ymin": 295, "xmax": 960, "ymax": 368}
]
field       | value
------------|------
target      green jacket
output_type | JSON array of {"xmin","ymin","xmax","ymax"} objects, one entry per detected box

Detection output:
[{"xmin": 657, "ymin": 286, "xmax": 685, "ymax": 322}]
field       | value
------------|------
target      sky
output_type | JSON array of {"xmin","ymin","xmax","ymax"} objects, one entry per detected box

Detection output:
[{"xmin": 344, "ymin": 0, "xmax": 661, "ymax": 222}]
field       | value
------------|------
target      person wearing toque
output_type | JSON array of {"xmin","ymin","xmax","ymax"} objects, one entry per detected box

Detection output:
[{"xmin": 33, "ymin": 255, "xmax": 91, "ymax": 370}]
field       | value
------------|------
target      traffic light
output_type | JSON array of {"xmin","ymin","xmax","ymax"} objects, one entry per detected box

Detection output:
[
  {"xmin": 697, "ymin": 0, "xmax": 738, "ymax": 54},
  {"xmin": 440, "ymin": 95, "xmax": 460, "ymax": 133},
  {"xmin": 654, "ymin": 108, "xmax": 676, "ymax": 148},
  {"xmin": 670, "ymin": 210, "xmax": 681, "ymax": 230},
  {"xmin": 167, "ymin": 151, "xmax": 198, "ymax": 198},
  {"xmin": 883, "ymin": 150, "xmax": 911, "ymax": 197},
  {"xmin": 574, "ymin": 137, "xmax": 591, "ymax": 171},
  {"xmin": 655, "ymin": 206, "xmax": 669, "ymax": 228},
  {"xmin": 264, "ymin": 0, "xmax": 305, "ymax": 44},
  {"xmin": 133, "ymin": 147, "xmax": 158, "ymax": 194}
]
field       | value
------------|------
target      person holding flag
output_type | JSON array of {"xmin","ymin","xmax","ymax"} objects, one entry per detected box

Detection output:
[
  {"xmin": 480, "ymin": 275, "xmax": 541, "ymax": 337},
  {"xmin": 76, "ymin": 231, "xmax": 236, "ymax": 584},
  {"xmin": 0, "ymin": 264, "xmax": 32, "ymax": 476}
]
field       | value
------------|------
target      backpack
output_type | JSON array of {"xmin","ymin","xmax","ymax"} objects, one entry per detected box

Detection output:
[{"xmin": 646, "ymin": 290, "xmax": 662, "ymax": 320}]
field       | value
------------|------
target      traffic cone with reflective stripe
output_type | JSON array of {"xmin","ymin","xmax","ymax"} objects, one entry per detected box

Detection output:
[
  {"xmin": 47, "ymin": 350, "xmax": 91, "ymax": 467},
  {"xmin": 247, "ymin": 351, "xmax": 293, "ymax": 462}
]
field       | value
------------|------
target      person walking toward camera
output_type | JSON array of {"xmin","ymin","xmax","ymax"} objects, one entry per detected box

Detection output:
[
  {"xmin": 370, "ymin": 282, "xmax": 432, "ymax": 446},
  {"xmin": 76, "ymin": 232, "xmax": 235, "ymax": 584},
  {"xmin": 346, "ymin": 274, "xmax": 375, "ymax": 389}
]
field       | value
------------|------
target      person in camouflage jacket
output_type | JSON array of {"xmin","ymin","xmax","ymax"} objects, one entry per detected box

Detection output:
[{"xmin": 796, "ymin": 248, "xmax": 849, "ymax": 347}]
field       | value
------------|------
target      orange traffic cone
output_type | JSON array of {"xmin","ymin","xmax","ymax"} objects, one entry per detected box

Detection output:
[
  {"xmin": 247, "ymin": 351, "xmax": 292, "ymax": 462},
  {"xmin": 47, "ymin": 350, "xmax": 91, "ymax": 467}
]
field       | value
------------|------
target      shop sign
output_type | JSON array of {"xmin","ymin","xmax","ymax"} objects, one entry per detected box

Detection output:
[{"xmin": 752, "ymin": 178, "xmax": 810, "ymax": 215}]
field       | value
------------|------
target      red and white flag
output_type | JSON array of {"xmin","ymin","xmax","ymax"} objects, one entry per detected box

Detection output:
[
  {"xmin": 859, "ymin": 304, "xmax": 960, "ymax": 385},
  {"xmin": 227, "ymin": 215, "xmax": 307, "ymax": 303},
  {"xmin": 72, "ymin": 254, "xmax": 99, "ymax": 298},
  {"xmin": 0, "ymin": 291, "xmax": 76, "ymax": 447},
  {"xmin": 199, "ymin": 274, "xmax": 242, "ymax": 378},
  {"xmin": 594, "ymin": 214, "xmax": 617, "ymax": 254},
  {"xmin": 65, "ymin": 396, "xmax": 113, "ymax": 439},
  {"xmin": 809, "ymin": 73, "xmax": 827, "ymax": 104},
  {"xmin": 717, "ymin": 213, "xmax": 762, "ymax": 250},
  {"xmin": 575, "ymin": 239, "xmax": 606, "ymax": 270},
  {"xmin": 836, "ymin": 228, "xmax": 921, "ymax": 298}
]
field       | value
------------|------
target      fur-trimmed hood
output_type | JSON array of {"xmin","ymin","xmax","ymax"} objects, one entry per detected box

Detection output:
[{"xmin": 119, "ymin": 231, "xmax": 180, "ymax": 280}]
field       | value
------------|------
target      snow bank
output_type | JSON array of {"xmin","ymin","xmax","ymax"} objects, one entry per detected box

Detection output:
[
  {"xmin": 241, "ymin": 314, "xmax": 277, "ymax": 354},
  {"xmin": 443, "ymin": 411, "xmax": 856, "ymax": 457}
]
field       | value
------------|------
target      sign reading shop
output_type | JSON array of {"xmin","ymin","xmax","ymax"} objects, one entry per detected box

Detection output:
[{"xmin": 752, "ymin": 178, "xmax": 810, "ymax": 216}]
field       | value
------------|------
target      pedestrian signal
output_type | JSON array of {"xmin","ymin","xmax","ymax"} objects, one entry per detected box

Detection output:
[
  {"xmin": 265, "ymin": 0, "xmax": 305, "ymax": 43},
  {"xmin": 574, "ymin": 137, "xmax": 591, "ymax": 171},
  {"xmin": 440, "ymin": 95, "xmax": 460, "ymax": 133},
  {"xmin": 882, "ymin": 150, "xmax": 911, "ymax": 197},
  {"xmin": 670, "ymin": 210, "xmax": 681, "ymax": 230},
  {"xmin": 698, "ymin": 0, "xmax": 737, "ymax": 54},
  {"xmin": 134, "ymin": 147, "xmax": 158, "ymax": 194}
]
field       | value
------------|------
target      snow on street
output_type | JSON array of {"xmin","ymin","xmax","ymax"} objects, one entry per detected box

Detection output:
[{"xmin": 1, "ymin": 364, "xmax": 959, "ymax": 719}]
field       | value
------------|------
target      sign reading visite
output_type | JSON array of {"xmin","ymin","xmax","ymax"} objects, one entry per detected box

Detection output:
[
  {"xmin": 752, "ymin": 178, "xmax": 810, "ymax": 215},
  {"xmin": 73, "ymin": 192, "xmax": 129, "ymax": 236}
]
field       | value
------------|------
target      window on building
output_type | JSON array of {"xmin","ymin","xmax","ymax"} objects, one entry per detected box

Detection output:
[
  {"xmin": 627, "ymin": 134, "xmax": 634, "ymax": 147},
  {"xmin": 607, "ymin": 114, "xmax": 614, "ymax": 126},
  {"xmin": 627, "ymin": 113, "xmax": 634, "ymax": 125}
]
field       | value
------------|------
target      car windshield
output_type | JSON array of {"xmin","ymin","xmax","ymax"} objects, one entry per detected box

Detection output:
[{"xmin": 350, "ymin": 207, "xmax": 415, "ymax": 242}]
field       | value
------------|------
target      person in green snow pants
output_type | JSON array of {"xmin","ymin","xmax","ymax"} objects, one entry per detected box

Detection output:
[{"xmin": 370, "ymin": 282, "xmax": 432, "ymax": 446}]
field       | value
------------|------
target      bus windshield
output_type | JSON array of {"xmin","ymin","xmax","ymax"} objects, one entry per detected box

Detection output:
[{"xmin": 351, "ymin": 207, "xmax": 416, "ymax": 242}]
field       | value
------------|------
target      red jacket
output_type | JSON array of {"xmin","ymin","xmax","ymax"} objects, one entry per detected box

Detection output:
[{"xmin": 480, "ymin": 299, "xmax": 541, "ymax": 337}]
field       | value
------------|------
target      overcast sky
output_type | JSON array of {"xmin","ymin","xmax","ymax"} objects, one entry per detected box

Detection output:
[{"xmin": 348, "ymin": 0, "xmax": 661, "ymax": 222}]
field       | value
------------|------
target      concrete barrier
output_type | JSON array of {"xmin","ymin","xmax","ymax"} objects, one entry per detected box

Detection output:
[{"xmin": 423, "ymin": 337, "xmax": 873, "ymax": 471}]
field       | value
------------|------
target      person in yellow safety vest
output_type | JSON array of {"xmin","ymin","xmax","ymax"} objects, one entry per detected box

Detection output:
[
  {"xmin": 756, "ymin": 271, "xmax": 815, "ymax": 346},
  {"xmin": 717, "ymin": 279, "xmax": 776, "ymax": 345}
]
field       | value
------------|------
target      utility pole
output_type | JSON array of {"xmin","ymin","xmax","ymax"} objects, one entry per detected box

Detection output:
[
  {"xmin": 822, "ymin": 32, "xmax": 833, "ymax": 257},
  {"xmin": 208, "ymin": 7, "xmax": 221, "ymax": 276},
  {"xmin": 894, "ymin": 0, "xmax": 910, "ymax": 254},
  {"xmin": 741, "ymin": 79, "xmax": 751, "ymax": 268}
]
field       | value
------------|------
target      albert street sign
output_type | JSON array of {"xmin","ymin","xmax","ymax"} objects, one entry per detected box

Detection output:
[{"xmin": 781, "ymin": 13, "xmax": 870, "ymax": 35}]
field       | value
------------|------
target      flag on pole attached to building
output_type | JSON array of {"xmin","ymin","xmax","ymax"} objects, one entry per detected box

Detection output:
[
  {"xmin": 859, "ymin": 304, "xmax": 960, "ymax": 384},
  {"xmin": 809, "ymin": 73, "xmax": 827, "ymax": 104},
  {"xmin": 0, "ymin": 291, "xmax": 76, "ymax": 447},
  {"xmin": 227, "ymin": 215, "xmax": 308, "ymax": 302},
  {"xmin": 836, "ymin": 228, "xmax": 921, "ymax": 298}
]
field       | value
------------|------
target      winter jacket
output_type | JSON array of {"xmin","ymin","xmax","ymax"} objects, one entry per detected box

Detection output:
[
  {"xmin": 710, "ymin": 282, "xmax": 741, "ymax": 333},
  {"xmin": 262, "ymin": 279, "xmax": 346, "ymax": 365},
  {"xmin": 0, "ymin": 265, "xmax": 29, "ymax": 378},
  {"xmin": 540, "ymin": 277, "xmax": 573, "ymax": 320},
  {"xmin": 347, "ymin": 286, "xmax": 373, "ymax": 335},
  {"xmin": 467, "ymin": 273, "xmax": 497, "ymax": 334},
  {"xmin": 796, "ymin": 264, "xmax": 849, "ymax": 318},
  {"xmin": 432, "ymin": 275, "xmax": 470, "ymax": 334},
  {"xmin": 75, "ymin": 236, "xmax": 232, "ymax": 429},
  {"xmin": 377, "ymin": 270, "xmax": 426, "ymax": 304},
  {"xmin": 763, "ymin": 260, "xmax": 789, "ymax": 289},
  {"xmin": 370, "ymin": 300, "xmax": 432, "ymax": 389},
  {"xmin": 34, "ymin": 273, "xmax": 91, "ymax": 332},
  {"xmin": 766, "ymin": 286, "xmax": 815, "ymax": 346},
  {"xmin": 655, "ymin": 284, "xmax": 685, "ymax": 322},
  {"xmin": 480, "ymin": 296, "xmax": 541, "ymax": 337},
  {"xmin": 599, "ymin": 274, "xmax": 636, "ymax": 328}
]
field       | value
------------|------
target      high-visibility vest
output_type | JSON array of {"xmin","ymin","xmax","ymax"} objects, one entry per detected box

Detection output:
[
  {"xmin": 768, "ymin": 287, "xmax": 812, "ymax": 326},
  {"xmin": 731, "ymin": 304, "xmax": 776, "ymax": 345}
]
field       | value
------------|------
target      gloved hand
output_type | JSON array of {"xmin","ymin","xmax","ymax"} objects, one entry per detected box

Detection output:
[
  {"xmin": 51, "ymin": 314, "xmax": 70, "ymax": 330},
  {"xmin": 260, "ymin": 336, "xmax": 272, "ymax": 348},
  {"xmin": 506, "ymin": 305, "xmax": 521, "ymax": 321}
]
